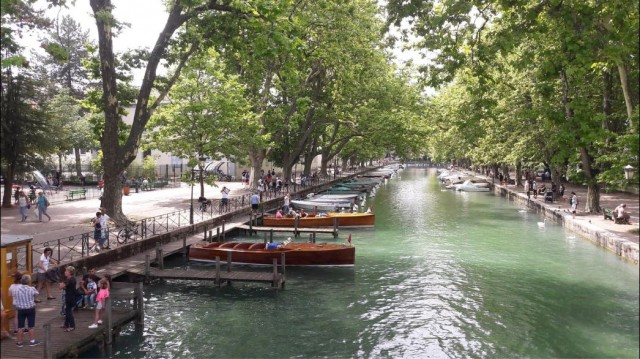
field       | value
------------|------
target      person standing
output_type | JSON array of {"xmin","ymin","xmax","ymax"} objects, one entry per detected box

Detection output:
[
  {"xmin": 35, "ymin": 247, "xmax": 57, "ymax": 302},
  {"xmin": 221, "ymin": 186, "xmax": 230, "ymax": 212},
  {"xmin": 524, "ymin": 180, "xmax": 530, "ymax": 200},
  {"xmin": 91, "ymin": 212, "xmax": 102, "ymax": 252},
  {"xmin": 89, "ymin": 279, "xmax": 110, "ymax": 329},
  {"xmin": 10, "ymin": 274, "xmax": 41, "ymax": 347},
  {"xmin": 36, "ymin": 192, "xmax": 51, "ymax": 222},
  {"xmin": 18, "ymin": 191, "xmax": 29, "ymax": 222},
  {"xmin": 59, "ymin": 266, "xmax": 77, "ymax": 332},
  {"xmin": 250, "ymin": 192, "xmax": 260, "ymax": 213},
  {"xmin": 570, "ymin": 192, "xmax": 578, "ymax": 219},
  {"xmin": 99, "ymin": 207, "xmax": 110, "ymax": 250},
  {"xmin": 283, "ymin": 194, "xmax": 290, "ymax": 214}
]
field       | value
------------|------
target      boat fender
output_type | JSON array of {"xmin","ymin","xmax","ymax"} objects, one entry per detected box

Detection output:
[{"xmin": 266, "ymin": 242, "xmax": 279, "ymax": 250}]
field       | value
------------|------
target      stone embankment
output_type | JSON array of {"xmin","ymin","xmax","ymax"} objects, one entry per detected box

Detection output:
[{"xmin": 494, "ymin": 184, "xmax": 639, "ymax": 265}]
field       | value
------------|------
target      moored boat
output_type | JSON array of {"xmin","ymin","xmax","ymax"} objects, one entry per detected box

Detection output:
[
  {"xmin": 263, "ymin": 212, "xmax": 375, "ymax": 228},
  {"xmin": 290, "ymin": 199, "xmax": 353, "ymax": 212},
  {"xmin": 189, "ymin": 241, "xmax": 355, "ymax": 266}
]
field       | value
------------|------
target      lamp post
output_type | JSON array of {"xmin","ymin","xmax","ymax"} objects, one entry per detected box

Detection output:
[
  {"xmin": 624, "ymin": 165, "xmax": 635, "ymax": 182},
  {"xmin": 189, "ymin": 156, "xmax": 207, "ymax": 225}
]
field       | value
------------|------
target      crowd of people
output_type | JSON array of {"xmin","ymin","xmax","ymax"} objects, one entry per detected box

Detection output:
[{"xmin": 3, "ymin": 260, "xmax": 112, "ymax": 348}]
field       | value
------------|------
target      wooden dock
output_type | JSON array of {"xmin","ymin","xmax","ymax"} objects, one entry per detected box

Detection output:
[
  {"xmin": 236, "ymin": 224, "xmax": 338, "ymax": 239},
  {"xmin": 0, "ymin": 282, "xmax": 143, "ymax": 359},
  {"xmin": 125, "ymin": 264, "xmax": 285, "ymax": 288}
]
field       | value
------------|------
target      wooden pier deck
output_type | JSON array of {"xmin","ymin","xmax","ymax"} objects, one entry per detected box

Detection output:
[
  {"xmin": 0, "ymin": 282, "xmax": 142, "ymax": 359},
  {"xmin": 125, "ymin": 265, "xmax": 285, "ymax": 288}
]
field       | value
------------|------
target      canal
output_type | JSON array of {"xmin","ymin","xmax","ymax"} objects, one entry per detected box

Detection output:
[{"xmin": 84, "ymin": 168, "xmax": 639, "ymax": 358}]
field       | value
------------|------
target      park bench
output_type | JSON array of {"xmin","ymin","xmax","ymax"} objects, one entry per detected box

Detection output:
[
  {"xmin": 66, "ymin": 189, "xmax": 87, "ymax": 200},
  {"xmin": 154, "ymin": 181, "xmax": 169, "ymax": 189}
]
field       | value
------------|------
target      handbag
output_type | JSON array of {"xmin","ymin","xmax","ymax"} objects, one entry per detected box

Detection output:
[{"xmin": 27, "ymin": 203, "xmax": 31, "ymax": 209}]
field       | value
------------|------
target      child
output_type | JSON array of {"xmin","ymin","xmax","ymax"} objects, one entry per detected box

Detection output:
[
  {"xmin": 83, "ymin": 276, "xmax": 97, "ymax": 309},
  {"xmin": 89, "ymin": 279, "xmax": 109, "ymax": 329}
]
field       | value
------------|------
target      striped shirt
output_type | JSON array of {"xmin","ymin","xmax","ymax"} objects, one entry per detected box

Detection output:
[{"xmin": 9, "ymin": 284, "xmax": 38, "ymax": 309}]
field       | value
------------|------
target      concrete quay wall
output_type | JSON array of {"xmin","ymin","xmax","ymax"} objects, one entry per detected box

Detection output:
[{"xmin": 494, "ymin": 185, "xmax": 639, "ymax": 265}]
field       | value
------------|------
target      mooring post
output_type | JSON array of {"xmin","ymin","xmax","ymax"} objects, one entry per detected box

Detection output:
[
  {"xmin": 215, "ymin": 256, "xmax": 221, "ymax": 287},
  {"xmin": 309, "ymin": 233, "xmax": 313, "ymax": 243},
  {"xmin": 145, "ymin": 254, "xmax": 150, "ymax": 277},
  {"xmin": 182, "ymin": 235, "xmax": 187, "ymax": 259},
  {"xmin": 270, "ymin": 229, "xmax": 274, "ymax": 243},
  {"xmin": 281, "ymin": 252, "xmax": 286, "ymax": 280},
  {"xmin": 134, "ymin": 282, "xmax": 144, "ymax": 328},
  {"xmin": 216, "ymin": 227, "xmax": 220, "ymax": 242},
  {"xmin": 272, "ymin": 258, "xmax": 278, "ymax": 287},
  {"xmin": 222, "ymin": 220, "xmax": 226, "ymax": 240},
  {"xmin": 43, "ymin": 322, "xmax": 52, "ymax": 359},
  {"xmin": 105, "ymin": 296, "xmax": 113, "ymax": 347},
  {"xmin": 227, "ymin": 251, "xmax": 232, "ymax": 272},
  {"xmin": 333, "ymin": 217, "xmax": 338, "ymax": 236},
  {"xmin": 155, "ymin": 242, "xmax": 164, "ymax": 270},
  {"xmin": 294, "ymin": 216, "xmax": 299, "ymax": 237}
]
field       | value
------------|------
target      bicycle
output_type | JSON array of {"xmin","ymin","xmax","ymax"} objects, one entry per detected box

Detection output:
[{"xmin": 116, "ymin": 222, "xmax": 140, "ymax": 244}]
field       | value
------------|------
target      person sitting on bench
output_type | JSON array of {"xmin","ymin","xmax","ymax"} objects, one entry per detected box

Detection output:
[{"xmin": 613, "ymin": 204, "xmax": 631, "ymax": 224}]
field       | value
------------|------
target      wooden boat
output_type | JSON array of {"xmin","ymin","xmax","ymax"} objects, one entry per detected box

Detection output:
[
  {"xmin": 189, "ymin": 241, "xmax": 355, "ymax": 266},
  {"xmin": 290, "ymin": 199, "xmax": 352, "ymax": 212},
  {"xmin": 263, "ymin": 212, "xmax": 375, "ymax": 228}
]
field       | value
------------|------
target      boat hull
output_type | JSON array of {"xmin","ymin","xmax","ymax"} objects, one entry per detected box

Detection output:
[
  {"xmin": 263, "ymin": 213, "xmax": 375, "ymax": 228},
  {"xmin": 189, "ymin": 242, "xmax": 355, "ymax": 266}
]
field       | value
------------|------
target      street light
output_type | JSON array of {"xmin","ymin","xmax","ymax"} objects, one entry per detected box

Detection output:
[
  {"xmin": 190, "ymin": 156, "xmax": 207, "ymax": 225},
  {"xmin": 624, "ymin": 165, "xmax": 635, "ymax": 181}
]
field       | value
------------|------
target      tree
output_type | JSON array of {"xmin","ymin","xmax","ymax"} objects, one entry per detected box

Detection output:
[
  {"xmin": 88, "ymin": 0, "xmax": 253, "ymax": 224},
  {"xmin": 146, "ymin": 49, "xmax": 256, "ymax": 197},
  {"xmin": 1, "ymin": 72, "xmax": 52, "ymax": 207}
]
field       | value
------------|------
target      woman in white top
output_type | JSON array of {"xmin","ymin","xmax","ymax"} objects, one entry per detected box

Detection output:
[{"xmin": 35, "ymin": 248, "xmax": 57, "ymax": 302}]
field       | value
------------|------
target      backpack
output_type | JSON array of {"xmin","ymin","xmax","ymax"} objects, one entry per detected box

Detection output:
[{"xmin": 44, "ymin": 197, "xmax": 50, "ymax": 207}]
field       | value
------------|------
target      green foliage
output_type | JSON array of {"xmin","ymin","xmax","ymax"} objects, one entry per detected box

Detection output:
[{"xmin": 142, "ymin": 156, "xmax": 157, "ymax": 180}]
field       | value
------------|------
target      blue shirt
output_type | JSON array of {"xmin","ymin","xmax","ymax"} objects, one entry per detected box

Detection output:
[
  {"xmin": 37, "ymin": 195, "xmax": 48, "ymax": 208},
  {"xmin": 250, "ymin": 194, "xmax": 259, "ymax": 205}
]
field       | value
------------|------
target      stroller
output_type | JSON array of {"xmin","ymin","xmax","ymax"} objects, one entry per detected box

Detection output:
[{"xmin": 544, "ymin": 190, "xmax": 554, "ymax": 203}]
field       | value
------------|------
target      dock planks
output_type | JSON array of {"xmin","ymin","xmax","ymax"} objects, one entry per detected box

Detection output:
[{"xmin": 125, "ymin": 265, "xmax": 284, "ymax": 287}]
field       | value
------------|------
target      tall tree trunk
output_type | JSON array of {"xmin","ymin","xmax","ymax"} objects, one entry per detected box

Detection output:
[
  {"xmin": 2, "ymin": 165, "xmax": 16, "ymax": 208},
  {"xmin": 515, "ymin": 161, "xmax": 522, "ymax": 186},
  {"xmin": 617, "ymin": 61, "xmax": 636, "ymax": 128},
  {"xmin": 74, "ymin": 148, "xmax": 82, "ymax": 177}
]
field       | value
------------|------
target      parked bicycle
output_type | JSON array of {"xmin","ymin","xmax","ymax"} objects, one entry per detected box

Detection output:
[{"xmin": 116, "ymin": 222, "xmax": 140, "ymax": 244}]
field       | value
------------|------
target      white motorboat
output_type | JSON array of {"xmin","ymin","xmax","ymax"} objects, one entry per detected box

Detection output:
[
  {"xmin": 291, "ymin": 200, "xmax": 353, "ymax": 212},
  {"xmin": 455, "ymin": 180, "xmax": 491, "ymax": 192}
]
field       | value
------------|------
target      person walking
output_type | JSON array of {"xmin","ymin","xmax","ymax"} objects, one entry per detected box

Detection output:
[
  {"xmin": 59, "ymin": 266, "xmax": 77, "ymax": 332},
  {"xmin": 36, "ymin": 192, "xmax": 51, "ymax": 222},
  {"xmin": 17, "ymin": 191, "xmax": 29, "ymax": 222},
  {"xmin": 10, "ymin": 274, "xmax": 41, "ymax": 347},
  {"xmin": 35, "ymin": 247, "xmax": 57, "ymax": 302},
  {"xmin": 570, "ymin": 192, "xmax": 578, "ymax": 219},
  {"xmin": 221, "ymin": 186, "xmax": 230, "ymax": 212}
]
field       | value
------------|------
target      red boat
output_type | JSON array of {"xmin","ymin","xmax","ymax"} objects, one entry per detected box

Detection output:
[
  {"xmin": 189, "ymin": 241, "xmax": 355, "ymax": 266},
  {"xmin": 262, "ymin": 212, "xmax": 375, "ymax": 228}
]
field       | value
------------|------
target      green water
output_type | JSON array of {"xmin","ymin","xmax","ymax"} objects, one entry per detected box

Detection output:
[{"xmin": 90, "ymin": 169, "xmax": 639, "ymax": 358}]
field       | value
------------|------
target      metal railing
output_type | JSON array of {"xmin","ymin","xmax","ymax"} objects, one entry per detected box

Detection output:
[{"xmin": 29, "ymin": 167, "xmax": 371, "ymax": 266}]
